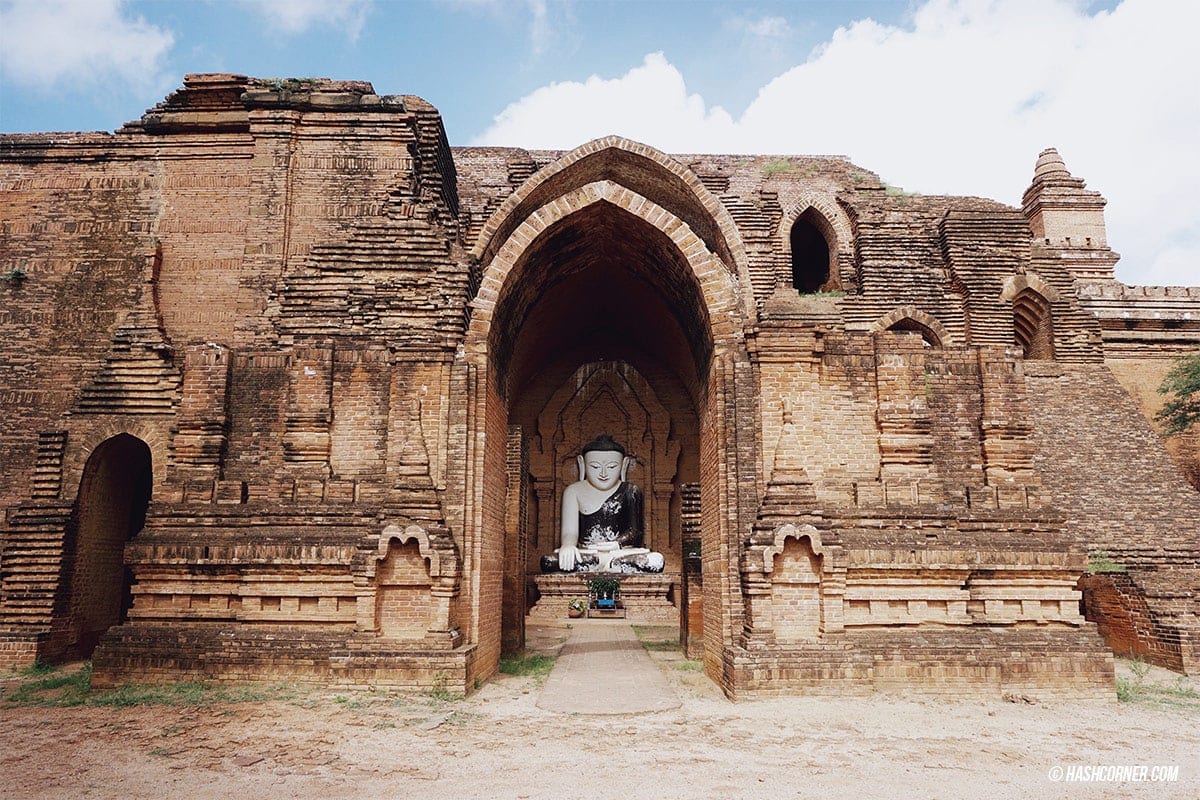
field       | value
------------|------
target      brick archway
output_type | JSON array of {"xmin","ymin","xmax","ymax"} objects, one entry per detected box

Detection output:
[
  {"xmin": 466, "ymin": 180, "xmax": 743, "ymax": 384},
  {"xmin": 472, "ymin": 136, "xmax": 757, "ymax": 323},
  {"xmin": 871, "ymin": 306, "xmax": 954, "ymax": 347},
  {"xmin": 777, "ymin": 194, "xmax": 856, "ymax": 292},
  {"xmin": 460, "ymin": 145, "xmax": 761, "ymax": 685},
  {"xmin": 47, "ymin": 433, "xmax": 152, "ymax": 663}
]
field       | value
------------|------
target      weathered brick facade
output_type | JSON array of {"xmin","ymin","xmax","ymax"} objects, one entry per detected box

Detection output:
[{"xmin": 2, "ymin": 75, "xmax": 1197, "ymax": 695}]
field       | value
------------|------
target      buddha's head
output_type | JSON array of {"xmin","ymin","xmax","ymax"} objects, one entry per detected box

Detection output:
[{"xmin": 578, "ymin": 435, "xmax": 631, "ymax": 490}]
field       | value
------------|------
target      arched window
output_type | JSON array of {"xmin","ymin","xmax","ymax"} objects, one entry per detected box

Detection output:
[
  {"xmin": 789, "ymin": 210, "xmax": 835, "ymax": 293},
  {"xmin": 1013, "ymin": 289, "xmax": 1054, "ymax": 359}
]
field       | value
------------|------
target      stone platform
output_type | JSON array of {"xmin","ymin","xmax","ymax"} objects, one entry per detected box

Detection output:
[
  {"xmin": 90, "ymin": 623, "xmax": 479, "ymax": 693},
  {"xmin": 528, "ymin": 573, "xmax": 679, "ymax": 625},
  {"xmin": 722, "ymin": 626, "xmax": 1116, "ymax": 699}
]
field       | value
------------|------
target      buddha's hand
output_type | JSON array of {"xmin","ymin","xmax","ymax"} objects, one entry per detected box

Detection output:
[{"xmin": 558, "ymin": 546, "xmax": 581, "ymax": 571}]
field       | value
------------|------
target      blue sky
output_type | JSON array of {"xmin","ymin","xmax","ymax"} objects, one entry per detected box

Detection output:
[{"xmin": 1, "ymin": 0, "xmax": 1197, "ymax": 287}]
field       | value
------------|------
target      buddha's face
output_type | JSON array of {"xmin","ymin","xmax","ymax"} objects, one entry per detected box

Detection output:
[{"xmin": 582, "ymin": 450, "xmax": 624, "ymax": 491}]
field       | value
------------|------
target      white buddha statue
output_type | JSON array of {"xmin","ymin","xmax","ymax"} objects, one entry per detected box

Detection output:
[{"xmin": 540, "ymin": 435, "xmax": 665, "ymax": 574}]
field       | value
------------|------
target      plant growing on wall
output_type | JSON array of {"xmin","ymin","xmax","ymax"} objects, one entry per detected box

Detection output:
[
  {"xmin": 1156, "ymin": 352, "xmax": 1200, "ymax": 435},
  {"xmin": 1086, "ymin": 550, "xmax": 1126, "ymax": 574}
]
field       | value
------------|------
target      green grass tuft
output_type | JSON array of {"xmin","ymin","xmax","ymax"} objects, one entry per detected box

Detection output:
[
  {"xmin": 3, "ymin": 662, "xmax": 304, "ymax": 709},
  {"xmin": 424, "ymin": 672, "xmax": 464, "ymax": 702},
  {"xmin": 631, "ymin": 625, "xmax": 682, "ymax": 652},
  {"xmin": 498, "ymin": 654, "xmax": 556, "ymax": 678},
  {"xmin": 1087, "ymin": 550, "xmax": 1126, "ymax": 574},
  {"xmin": 761, "ymin": 159, "xmax": 793, "ymax": 176},
  {"xmin": 18, "ymin": 660, "xmax": 57, "ymax": 676},
  {"xmin": 1115, "ymin": 657, "xmax": 1200, "ymax": 710},
  {"xmin": 5, "ymin": 663, "xmax": 92, "ymax": 706}
]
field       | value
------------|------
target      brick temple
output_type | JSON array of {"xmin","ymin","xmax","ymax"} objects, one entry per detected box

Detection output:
[{"xmin": 1, "ymin": 74, "xmax": 1197, "ymax": 696}]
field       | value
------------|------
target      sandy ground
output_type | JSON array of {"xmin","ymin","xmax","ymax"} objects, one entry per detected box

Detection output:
[{"xmin": 2, "ymin": 625, "xmax": 1197, "ymax": 800}]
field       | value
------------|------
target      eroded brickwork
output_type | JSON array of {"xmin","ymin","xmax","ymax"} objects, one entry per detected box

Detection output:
[{"xmin": 1, "ymin": 76, "xmax": 1196, "ymax": 692}]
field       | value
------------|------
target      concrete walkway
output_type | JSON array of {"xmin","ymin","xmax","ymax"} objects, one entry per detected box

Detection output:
[{"xmin": 536, "ymin": 620, "xmax": 681, "ymax": 715}]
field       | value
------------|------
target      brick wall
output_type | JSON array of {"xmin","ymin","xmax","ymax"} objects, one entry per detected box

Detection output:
[
  {"xmin": 46, "ymin": 434, "xmax": 151, "ymax": 661},
  {"xmin": 1026, "ymin": 362, "xmax": 1200, "ymax": 672},
  {"xmin": 375, "ymin": 539, "xmax": 433, "ymax": 641},
  {"xmin": 2, "ymin": 76, "xmax": 1197, "ymax": 692}
]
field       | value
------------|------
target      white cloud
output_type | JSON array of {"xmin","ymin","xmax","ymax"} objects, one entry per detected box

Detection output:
[
  {"xmin": 474, "ymin": 0, "xmax": 1200, "ymax": 286},
  {"xmin": 728, "ymin": 14, "xmax": 792, "ymax": 40},
  {"xmin": 476, "ymin": 52, "xmax": 739, "ymax": 152},
  {"xmin": 245, "ymin": 0, "xmax": 371, "ymax": 40},
  {"xmin": 0, "ymin": 0, "xmax": 174, "ymax": 90},
  {"xmin": 527, "ymin": 0, "xmax": 551, "ymax": 55}
]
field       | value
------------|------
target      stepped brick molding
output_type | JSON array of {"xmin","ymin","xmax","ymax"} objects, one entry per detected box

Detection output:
[{"xmin": 2, "ymin": 75, "xmax": 1197, "ymax": 690}]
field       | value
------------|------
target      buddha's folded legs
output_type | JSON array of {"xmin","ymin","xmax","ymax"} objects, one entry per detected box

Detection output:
[{"xmin": 608, "ymin": 551, "xmax": 665, "ymax": 574}]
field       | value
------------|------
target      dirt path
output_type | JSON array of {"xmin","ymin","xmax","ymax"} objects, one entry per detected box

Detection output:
[{"xmin": 2, "ymin": 625, "xmax": 1196, "ymax": 800}]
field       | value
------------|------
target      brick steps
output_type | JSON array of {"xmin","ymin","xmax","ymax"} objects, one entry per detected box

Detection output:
[
  {"xmin": 0, "ymin": 503, "xmax": 71, "ymax": 627},
  {"xmin": 32, "ymin": 431, "xmax": 67, "ymax": 499},
  {"xmin": 73, "ymin": 306, "xmax": 179, "ymax": 416}
]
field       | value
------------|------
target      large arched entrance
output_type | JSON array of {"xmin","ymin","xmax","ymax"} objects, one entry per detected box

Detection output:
[
  {"xmin": 47, "ymin": 433, "xmax": 152, "ymax": 662},
  {"xmin": 462, "ymin": 138, "xmax": 761, "ymax": 684}
]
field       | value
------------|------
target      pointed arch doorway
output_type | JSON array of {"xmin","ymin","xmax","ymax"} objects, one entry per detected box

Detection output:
[
  {"xmin": 461, "ymin": 139, "xmax": 762, "ymax": 686},
  {"xmin": 46, "ymin": 433, "xmax": 152, "ymax": 663}
]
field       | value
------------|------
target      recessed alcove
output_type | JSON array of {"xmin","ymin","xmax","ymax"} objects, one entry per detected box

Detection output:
[
  {"xmin": 1013, "ymin": 289, "xmax": 1055, "ymax": 359},
  {"xmin": 497, "ymin": 201, "xmax": 705, "ymax": 648},
  {"xmin": 789, "ymin": 212, "xmax": 835, "ymax": 293},
  {"xmin": 49, "ymin": 433, "xmax": 151, "ymax": 662}
]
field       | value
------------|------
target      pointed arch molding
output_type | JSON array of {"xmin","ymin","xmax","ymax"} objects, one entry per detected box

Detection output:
[
  {"xmin": 778, "ymin": 193, "xmax": 855, "ymax": 259},
  {"xmin": 470, "ymin": 136, "xmax": 756, "ymax": 326},
  {"xmin": 999, "ymin": 272, "xmax": 1060, "ymax": 304},
  {"xmin": 61, "ymin": 419, "xmax": 172, "ymax": 503},
  {"xmin": 870, "ymin": 306, "xmax": 954, "ymax": 346},
  {"xmin": 467, "ymin": 179, "xmax": 752, "ymax": 363}
]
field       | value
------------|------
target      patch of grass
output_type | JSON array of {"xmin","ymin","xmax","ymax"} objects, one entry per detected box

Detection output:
[
  {"xmin": 3, "ymin": 662, "xmax": 304, "ymax": 709},
  {"xmin": 18, "ymin": 660, "xmax": 57, "ymax": 677},
  {"xmin": 498, "ymin": 654, "xmax": 556, "ymax": 678},
  {"xmin": 2, "ymin": 267, "xmax": 28, "ymax": 285},
  {"xmin": 5, "ymin": 664, "xmax": 92, "ymax": 706},
  {"xmin": 631, "ymin": 625, "xmax": 681, "ymax": 652},
  {"xmin": 761, "ymin": 159, "xmax": 793, "ymax": 177},
  {"xmin": 333, "ymin": 694, "xmax": 367, "ymax": 710},
  {"xmin": 1087, "ymin": 550, "xmax": 1126, "ymax": 574},
  {"xmin": 92, "ymin": 681, "xmax": 299, "ymax": 708},
  {"xmin": 91, "ymin": 681, "xmax": 209, "ymax": 708},
  {"xmin": 673, "ymin": 661, "xmax": 703, "ymax": 672},
  {"xmin": 1116, "ymin": 657, "xmax": 1200, "ymax": 710},
  {"xmin": 425, "ymin": 672, "xmax": 463, "ymax": 703}
]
